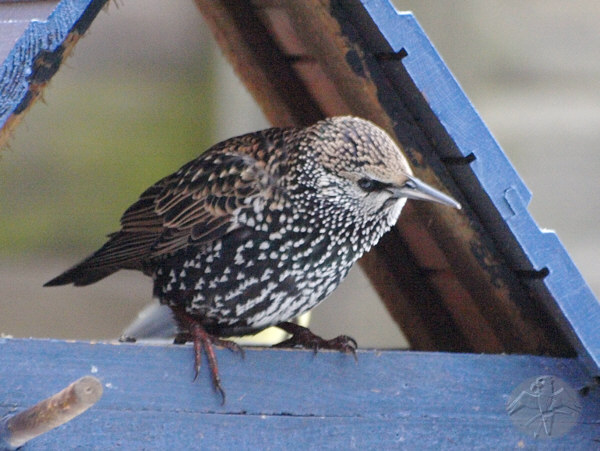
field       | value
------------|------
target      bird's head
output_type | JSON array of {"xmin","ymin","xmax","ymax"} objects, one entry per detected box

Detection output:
[{"xmin": 298, "ymin": 116, "xmax": 460, "ymax": 228}]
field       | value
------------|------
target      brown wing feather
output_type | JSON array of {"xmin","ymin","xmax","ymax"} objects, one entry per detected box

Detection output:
[
  {"xmin": 45, "ymin": 130, "xmax": 288, "ymax": 287},
  {"xmin": 147, "ymin": 152, "xmax": 273, "ymax": 257}
]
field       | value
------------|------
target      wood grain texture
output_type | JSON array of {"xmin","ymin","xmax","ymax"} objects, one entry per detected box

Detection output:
[
  {"xmin": 0, "ymin": 2, "xmax": 59, "ymax": 65},
  {"xmin": 194, "ymin": 0, "xmax": 322, "ymax": 128},
  {"xmin": 0, "ymin": 339, "xmax": 598, "ymax": 449}
]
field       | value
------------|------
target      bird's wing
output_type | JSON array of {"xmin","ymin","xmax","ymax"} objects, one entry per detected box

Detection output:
[
  {"xmin": 44, "ymin": 131, "xmax": 290, "ymax": 287},
  {"xmin": 120, "ymin": 137, "xmax": 286, "ymax": 260}
]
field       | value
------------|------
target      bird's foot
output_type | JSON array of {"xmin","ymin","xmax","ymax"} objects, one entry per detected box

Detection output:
[
  {"xmin": 274, "ymin": 322, "xmax": 357, "ymax": 360},
  {"xmin": 173, "ymin": 311, "xmax": 244, "ymax": 404}
]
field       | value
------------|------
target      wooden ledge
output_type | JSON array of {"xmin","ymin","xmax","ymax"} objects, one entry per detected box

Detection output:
[{"xmin": 1, "ymin": 338, "xmax": 598, "ymax": 448}]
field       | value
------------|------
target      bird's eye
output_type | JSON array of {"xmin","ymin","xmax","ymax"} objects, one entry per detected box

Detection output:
[{"xmin": 357, "ymin": 177, "xmax": 386, "ymax": 192}]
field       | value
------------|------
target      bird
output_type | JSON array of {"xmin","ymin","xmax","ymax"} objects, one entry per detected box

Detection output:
[{"xmin": 45, "ymin": 116, "xmax": 460, "ymax": 402}]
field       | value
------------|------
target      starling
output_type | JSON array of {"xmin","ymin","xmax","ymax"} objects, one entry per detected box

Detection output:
[{"xmin": 45, "ymin": 116, "xmax": 460, "ymax": 401}]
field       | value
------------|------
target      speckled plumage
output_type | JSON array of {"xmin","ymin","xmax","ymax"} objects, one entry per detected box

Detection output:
[{"xmin": 46, "ymin": 116, "xmax": 460, "ymax": 401}]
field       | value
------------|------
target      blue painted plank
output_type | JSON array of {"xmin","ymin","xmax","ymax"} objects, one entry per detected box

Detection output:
[
  {"xmin": 0, "ymin": 339, "xmax": 598, "ymax": 449},
  {"xmin": 0, "ymin": 0, "xmax": 108, "ymax": 135},
  {"xmin": 356, "ymin": 0, "xmax": 600, "ymax": 375}
]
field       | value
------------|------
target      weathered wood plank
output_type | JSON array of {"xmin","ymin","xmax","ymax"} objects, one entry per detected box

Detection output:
[
  {"xmin": 0, "ymin": 0, "xmax": 108, "ymax": 148},
  {"xmin": 1, "ymin": 339, "xmax": 598, "ymax": 448},
  {"xmin": 0, "ymin": 1, "xmax": 59, "ymax": 65}
]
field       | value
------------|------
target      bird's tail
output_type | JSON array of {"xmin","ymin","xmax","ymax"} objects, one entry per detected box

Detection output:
[
  {"xmin": 44, "ymin": 232, "xmax": 157, "ymax": 287},
  {"xmin": 44, "ymin": 263, "xmax": 118, "ymax": 287}
]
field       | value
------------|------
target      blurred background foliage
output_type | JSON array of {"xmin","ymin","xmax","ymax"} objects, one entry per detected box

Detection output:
[
  {"xmin": 1, "ymin": 78, "xmax": 215, "ymax": 253},
  {"xmin": 1, "ymin": 0, "xmax": 599, "ymax": 343}
]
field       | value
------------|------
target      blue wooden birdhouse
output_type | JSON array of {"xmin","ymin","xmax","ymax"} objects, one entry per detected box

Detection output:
[{"xmin": 0, "ymin": 0, "xmax": 598, "ymax": 448}]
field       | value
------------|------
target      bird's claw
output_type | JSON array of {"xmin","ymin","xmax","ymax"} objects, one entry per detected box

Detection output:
[
  {"xmin": 274, "ymin": 322, "xmax": 358, "ymax": 360},
  {"xmin": 173, "ymin": 310, "xmax": 244, "ymax": 405}
]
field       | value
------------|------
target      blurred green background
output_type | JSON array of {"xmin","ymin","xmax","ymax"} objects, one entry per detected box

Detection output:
[{"xmin": 1, "ymin": 1, "xmax": 599, "ymax": 346}]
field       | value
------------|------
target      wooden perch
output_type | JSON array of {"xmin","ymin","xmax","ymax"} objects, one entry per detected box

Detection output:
[{"xmin": 0, "ymin": 338, "xmax": 598, "ymax": 448}]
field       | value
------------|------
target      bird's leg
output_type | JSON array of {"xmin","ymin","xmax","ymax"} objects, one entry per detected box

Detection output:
[
  {"xmin": 274, "ymin": 321, "xmax": 358, "ymax": 360},
  {"xmin": 172, "ymin": 309, "xmax": 244, "ymax": 404}
]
